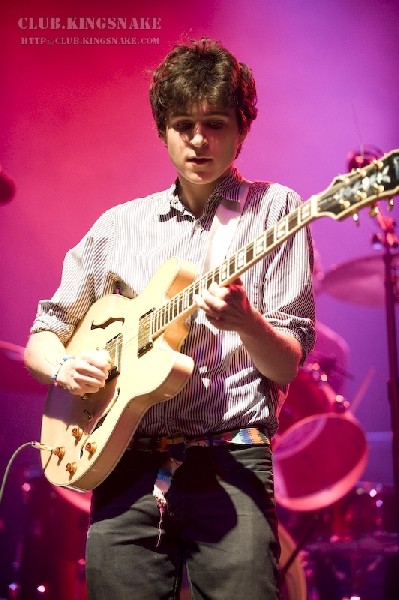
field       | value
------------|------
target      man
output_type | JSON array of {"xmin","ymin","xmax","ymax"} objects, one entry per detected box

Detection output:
[{"xmin": 25, "ymin": 38, "xmax": 315, "ymax": 600}]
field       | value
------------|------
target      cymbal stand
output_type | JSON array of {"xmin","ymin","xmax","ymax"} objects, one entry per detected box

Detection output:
[{"xmin": 373, "ymin": 207, "xmax": 399, "ymax": 533}]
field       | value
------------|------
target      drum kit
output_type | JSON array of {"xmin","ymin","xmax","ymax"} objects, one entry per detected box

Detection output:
[
  {"xmin": 273, "ymin": 244, "xmax": 399, "ymax": 599},
  {"xmin": 1, "ymin": 248, "xmax": 398, "ymax": 600}
]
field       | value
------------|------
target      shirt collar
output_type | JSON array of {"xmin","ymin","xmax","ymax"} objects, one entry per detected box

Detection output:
[{"xmin": 160, "ymin": 168, "xmax": 246, "ymax": 218}]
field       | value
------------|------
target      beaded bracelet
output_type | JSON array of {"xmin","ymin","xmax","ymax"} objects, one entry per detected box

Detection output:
[{"xmin": 51, "ymin": 355, "xmax": 74, "ymax": 387}]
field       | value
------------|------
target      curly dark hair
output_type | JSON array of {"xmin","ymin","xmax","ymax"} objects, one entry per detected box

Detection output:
[{"xmin": 149, "ymin": 38, "xmax": 258, "ymax": 138}]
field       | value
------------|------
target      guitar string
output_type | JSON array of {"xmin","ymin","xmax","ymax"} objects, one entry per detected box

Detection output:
[
  {"xmin": 61, "ymin": 161, "xmax": 389, "ymax": 380},
  {"xmin": 98, "ymin": 177, "xmax": 378, "ymax": 366}
]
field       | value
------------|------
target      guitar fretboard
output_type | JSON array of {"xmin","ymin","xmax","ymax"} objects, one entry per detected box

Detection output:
[
  {"xmin": 141, "ymin": 147, "xmax": 399, "ymax": 341},
  {"xmin": 149, "ymin": 195, "xmax": 317, "ymax": 337}
]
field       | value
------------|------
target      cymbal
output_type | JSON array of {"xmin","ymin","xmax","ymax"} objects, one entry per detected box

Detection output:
[{"xmin": 320, "ymin": 253, "xmax": 399, "ymax": 306}]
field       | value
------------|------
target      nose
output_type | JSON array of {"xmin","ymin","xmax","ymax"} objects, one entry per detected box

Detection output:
[{"xmin": 190, "ymin": 123, "xmax": 207, "ymax": 148}]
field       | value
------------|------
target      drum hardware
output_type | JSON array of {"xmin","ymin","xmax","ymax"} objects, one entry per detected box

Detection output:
[
  {"xmin": 321, "ymin": 148, "xmax": 399, "ymax": 548},
  {"xmin": 8, "ymin": 468, "xmax": 89, "ymax": 600},
  {"xmin": 278, "ymin": 480, "xmax": 399, "ymax": 600}
]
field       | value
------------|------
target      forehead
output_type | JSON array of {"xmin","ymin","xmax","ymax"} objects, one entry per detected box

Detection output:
[{"xmin": 168, "ymin": 101, "xmax": 235, "ymax": 119}]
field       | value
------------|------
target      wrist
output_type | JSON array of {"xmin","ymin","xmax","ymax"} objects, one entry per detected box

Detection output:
[
  {"xmin": 238, "ymin": 307, "xmax": 264, "ymax": 338},
  {"xmin": 51, "ymin": 355, "xmax": 74, "ymax": 387}
]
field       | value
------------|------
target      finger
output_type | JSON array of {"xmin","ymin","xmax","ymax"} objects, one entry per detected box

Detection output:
[{"xmin": 81, "ymin": 350, "xmax": 112, "ymax": 370}]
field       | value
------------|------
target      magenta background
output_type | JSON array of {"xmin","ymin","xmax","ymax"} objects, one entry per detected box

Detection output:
[{"xmin": 1, "ymin": 0, "xmax": 399, "ymax": 491}]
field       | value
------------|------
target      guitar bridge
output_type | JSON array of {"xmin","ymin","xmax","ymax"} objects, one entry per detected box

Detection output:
[{"xmin": 105, "ymin": 333, "xmax": 122, "ymax": 381}]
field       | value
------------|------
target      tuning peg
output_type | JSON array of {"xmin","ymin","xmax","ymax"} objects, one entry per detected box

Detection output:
[
  {"xmin": 369, "ymin": 204, "xmax": 379, "ymax": 218},
  {"xmin": 355, "ymin": 191, "xmax": 367, "ymax": 201},
  {"xmin": 353, "ymin": 212, "xmax": 360, "ymax": 225},
  {"xmin": 373, "ymin": 184, "xmax": 385, "ymax": 195},
  {"xmin": 373, "ymin": 159, "xmax": 384, "ymax": 170}
]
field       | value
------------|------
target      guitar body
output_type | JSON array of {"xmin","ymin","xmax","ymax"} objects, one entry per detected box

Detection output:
[
  {"xmin": 40, "ymin": 258, "xmax": 196, "ymax": 491},
  {"xmin": 39, "ymin": 149, "xmax": 399, "ymax": 491}
]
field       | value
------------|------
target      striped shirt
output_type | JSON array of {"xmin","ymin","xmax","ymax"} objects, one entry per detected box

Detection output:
[{"xmin": 31, "ymin": 168, "xmax": 315, "ymax": 437}]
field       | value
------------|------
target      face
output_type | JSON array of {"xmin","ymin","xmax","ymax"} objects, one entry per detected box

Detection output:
[{"xmin": 164, "ymin": 102, "xmax": 247, "ymax": 191}]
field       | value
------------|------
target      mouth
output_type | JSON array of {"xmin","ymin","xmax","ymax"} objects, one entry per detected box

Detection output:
[{"xmin": 187, "ymin": 157, "xmax": 212, "ymax": 166}]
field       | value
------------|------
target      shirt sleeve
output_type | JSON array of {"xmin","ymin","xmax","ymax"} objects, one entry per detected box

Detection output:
[
  {"xmin": 262, "ymin": 186, "xmax": 316, "ymax": 362},
  {"xmin": 30, "ymin": 210, "xmax": 116, "ymax": 344}
]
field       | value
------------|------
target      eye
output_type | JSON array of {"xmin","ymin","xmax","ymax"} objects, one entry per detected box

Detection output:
[
  {"xmin": 207, "ymin": 121, "xmax": 224, "ymax": 129},
  {"xmin": 173, "ymin": 121, "xmax": 193, "ymax": 132}
]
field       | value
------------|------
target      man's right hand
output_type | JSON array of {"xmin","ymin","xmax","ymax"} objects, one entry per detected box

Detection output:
[{"xmin": 55, "ymin": 349, "xmax": 112, "ymax": 395}]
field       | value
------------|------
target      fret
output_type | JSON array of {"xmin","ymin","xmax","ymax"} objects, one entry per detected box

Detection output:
[
  {"xmin": 206, "ymin": 271, "xmax": 215, "ymax": 288},
  {"xmin": 276, "ymin": 216, "xmax": 287, "ymax": 240},
  {"xmin": 246, "ymin": 242, "xmax": 254, "ymax": 264},
  {"xmin": 300, "ymin": 201, "xmax": 311, "ymax": 221},
  {"xmin": 152, "ymin": 308, "xmax": 159, "ymax": 335},
  {"xmin": 159, "ymin": 306, "xmax": 166, "ymax": 330},
  {"xmin": 182, "ymin": 288, "xmax": 190, "ymax": 311},
  {"xmin": 255, "ymin": 235, "xmax": 265, "ymax": 256},
  {"xmin": 220, "ymin": 260, "xmax": 228, "ymax": 282},
  {"xmin": 171, "ymin": 297, "xmax": 178, "ymax": 320},
  {"xmin": 236, "ymin": 248, "xmax": 246, "ymax": 270},
  {"xmin": 157, "ymin": 306, "xmax": 163, "ymax": 331},
  {"xmin": 228, "ymin": 256, "xmax": 236, "ymax": 277},
  {"xmin": 288, "ymin": 208, "xmax": 299, "ymax": 230},
  {"xmin": 266, "ymin": 229, "xmax": 274, "ymax": 249}
]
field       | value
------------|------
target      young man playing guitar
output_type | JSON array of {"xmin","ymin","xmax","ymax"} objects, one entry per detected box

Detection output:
[{"xmin": 25, "ymin": 38, "xmax": 315, "ymax": 600}]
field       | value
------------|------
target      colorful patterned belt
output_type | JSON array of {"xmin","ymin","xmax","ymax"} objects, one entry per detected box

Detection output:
[{"xmin": 128, "ymin": 426, "xmax": 270, "ymax": 454}]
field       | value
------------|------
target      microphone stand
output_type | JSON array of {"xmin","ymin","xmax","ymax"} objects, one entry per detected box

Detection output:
[{"xmin": 374, "ymin": 209, "xmax": 399, "ymax": 533}]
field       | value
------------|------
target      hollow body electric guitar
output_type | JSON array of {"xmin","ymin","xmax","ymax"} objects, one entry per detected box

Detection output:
[{"xmin": 40, "ymin": 150, "xmax": 399, "ymax": 491}]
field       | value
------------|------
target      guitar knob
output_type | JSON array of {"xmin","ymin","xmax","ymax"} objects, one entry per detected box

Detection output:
[
  {"xmin": 71, "ymin": 427, "xmax": 83, "ymax": 441},
  {"xmin": 66, "ymin": 462, "xmax": 77, "ymax": 475},
  {"xmin": 53, "ymin": 446, "xmax": 65, "ymax": 459},
  {"xmin": 85, "ymin": 442, "xmax": 97, "ymax": 457}
]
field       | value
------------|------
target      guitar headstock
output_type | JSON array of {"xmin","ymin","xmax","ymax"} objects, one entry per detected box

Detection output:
[{"xmin": 317, "ymin": 149, "xmax": 399, "ymax": 221}]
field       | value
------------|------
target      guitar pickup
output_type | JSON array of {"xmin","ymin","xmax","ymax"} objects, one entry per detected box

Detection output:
[
  {"xmin": 105, "ymin": 333, "xmax": 122, "ymax": 382},
  {"xmin": 138, "ymin": 308, "xmax": 154, "ymax": 357}
]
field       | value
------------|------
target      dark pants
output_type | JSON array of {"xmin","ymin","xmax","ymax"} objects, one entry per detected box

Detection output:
[{"xmin": 86, "ymin": 443, "xmax": 280, "ymax": 600}]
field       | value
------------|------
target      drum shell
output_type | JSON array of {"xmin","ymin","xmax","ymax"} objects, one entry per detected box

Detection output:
[
  {"xmin": 17, "ymin": 471, "xmax": 89, "ymax": 600},
  {"xmin": 278, "ymin": 367, "xmax": 337, "ymax": 435},
  {"xmin": 273, "ymin": 412, "xmax": 368, "ymax": 512}
]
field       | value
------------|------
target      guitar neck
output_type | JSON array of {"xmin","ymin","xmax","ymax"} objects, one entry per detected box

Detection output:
[
  {"xmin": 150, "ymin": 194, "xmax": 317, "ymax": 338},
  {"xmin": 149, "ymin": 148, "xmax": 399, "ymax": 338}
]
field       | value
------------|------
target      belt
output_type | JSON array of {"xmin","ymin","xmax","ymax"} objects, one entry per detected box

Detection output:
[{"xmin": 128, "ymin": 426, "xmax": 270, "ymax": 454}]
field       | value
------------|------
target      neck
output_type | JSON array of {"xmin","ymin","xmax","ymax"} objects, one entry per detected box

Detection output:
[
  {"xmin": 177, "ymin": 180, "xmax": 218, "ymax": 218},
  {"xmin": 177, "ymin": 168, "xmax": 235, "ymax": 217}
]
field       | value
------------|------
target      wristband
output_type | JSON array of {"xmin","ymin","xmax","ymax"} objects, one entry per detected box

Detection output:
[{"xmin": 51, "ymin": 355, "xmax": 74, "ymax": 387}]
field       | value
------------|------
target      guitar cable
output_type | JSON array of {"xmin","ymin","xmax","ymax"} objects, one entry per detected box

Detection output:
[{"xmin": 0, "ymin": 441, "xmax": 53, "ymax": 506}]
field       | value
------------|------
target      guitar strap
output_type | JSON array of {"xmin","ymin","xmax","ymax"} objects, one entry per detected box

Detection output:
[{"xmin": 201, "ymin": 179, "xmax": 252, "ymax": 274}]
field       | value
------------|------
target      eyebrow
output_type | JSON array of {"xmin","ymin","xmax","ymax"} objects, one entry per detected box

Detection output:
[{"xmin": 170, "ymin": 110, "xmax": 230, "ymax": 119}]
